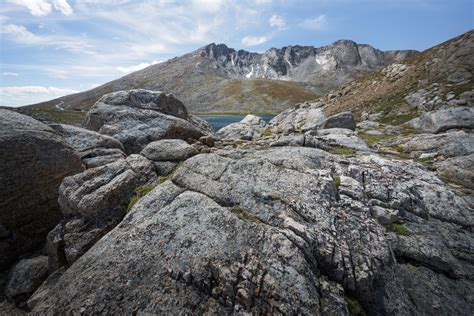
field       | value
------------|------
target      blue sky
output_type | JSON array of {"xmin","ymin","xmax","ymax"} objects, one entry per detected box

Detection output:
[{"xmin": 1, "ymin": 0, "xmax": 473, "ymax": 107}]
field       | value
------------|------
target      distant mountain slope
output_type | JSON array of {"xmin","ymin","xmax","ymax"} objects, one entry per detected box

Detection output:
[
  {"xmin": 24, "ymin": 40, "xmax": 416, "ymax": 117},
  {"xmin": 318, "ymin": 30, "xmax": 474, "ymax": 122}
]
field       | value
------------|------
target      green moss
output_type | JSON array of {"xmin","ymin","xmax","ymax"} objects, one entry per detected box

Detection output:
[
  {"xmin": 331, "ymin": 147, "xmax": 356, "ymax": 156},
  {"xmin": 358, "ymin": 131, "xmax": 394, "ymax": 146},
  {"xmin": 385, "ymin": 223, "xmax": 411, "ymax": 236},
  {"xmin": 127, "ymin": 184, "xmax": 155, "ymax": 211},
  {"xmin": 392, "ymin": 145, "xmax": 404, "ymax": 153},
  {"xmin": 378, "ymin": 111, "xmax": 419, "ymax": 126},
  {"xmin": 260, "ymin": 126, "xmax": 273, "ymax": 137},
  {"xmin": 230, "ymin": 206, "xmax": 261, "ymax": 223},
  {"xmin": 418, "ymin": 157, "xmax": 434, "ymax": 163},
  {"xmin": 332, "ymin": 175, "xmax": 341, "ymax": 190},
  {"xmin": 346, "ymin": 296, "xmax": 367, "ymax": 316},
  {"xmin": 17, "ymin": 108, "xmax": 86, "ymax": 126}
]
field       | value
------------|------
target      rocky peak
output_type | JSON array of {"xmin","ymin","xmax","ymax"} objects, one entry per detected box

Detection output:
[{"xmin": 198, "ymin": 43, "xmax": 235, "ymax": 60}]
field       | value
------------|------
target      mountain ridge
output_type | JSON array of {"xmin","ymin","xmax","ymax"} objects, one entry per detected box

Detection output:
[{"xmin": 22, "ymin": 39, "xmax": 417, "ymax": 116}]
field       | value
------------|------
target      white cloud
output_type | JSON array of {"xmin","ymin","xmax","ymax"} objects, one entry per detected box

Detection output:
[
  {"xmin": 0, "ymin": 85, "xmax": 79, "ymax": 107},
  {"xmin": 7, "ymin": 0, "xmax": 73, "ymax": 16},
  {"xmin": 7, "ymin": 0, "xmax": 52, "ymax": 16},
  {"xmin": 1, "ymin": 23, "xmax": 42, "ymax": 44},
  {"xmin": 52, "ymin": 0, "xmax": 73, "ymax": 15},
  {"xmin": 242, "ymin": 35, "xmax": 268, "ymax": 46},
  {"xmin": 2, "ymin": 72, "xmax": 19, "ymax": 76},
  {"xmin": 1, "ymin": 23, "xmax": 94, "ymax": 54},
  {"xmin": 116, "ymin": 60, "xmax": 163, "ymax": 74},
  {"xmin": 299, "ymin": 15, "xmax": 327, "ymax": 30},
  {"xmin": 269, "ymin": 14, "xmax": 286, "ymax": 30}
]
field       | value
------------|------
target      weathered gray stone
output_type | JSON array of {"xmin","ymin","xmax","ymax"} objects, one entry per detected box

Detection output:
[
  {"xmin": 126, "ymin": 154, "xmax": 157, "ymax": 184},
  {"xmin": 84, "ymin": 89, "xmax": 213, "ymax": 154},
  {"xmin": 407, "ymin": 106, "xmax": 474, "ymax": 133},
  {"xmin": 217, "ymin": 114, "xmax": 267, "ymax": 140},
  {"xmin": 435, "ymin": 153, "xmax": 474, "ymax": 189},
  {"xmin": 58, "ymin": 159, "xmax": 138, "ymax": 220},
  {"xmin": 270, "ymin": 102, "xmax": 326, "ymax": 134},
  {"xmin": 322, "ymin": 112, "xmax": 357, "ymax": 130},
  {"xmin": 141, "ymin": 139, "xmax": 198, "ymax": 162},
  {"xmin": 0, "ymin": 110, "xmax": 84, "ymax": 270},
  {"xmin": 27, "ymin": 145, "xmax": 473, "ymax": 314},
  {"xmin": 392, "ymin": 130, "xmax": 474, "ymax": 158},
  {"xmin": 5, "ymin": 256, "xmax": 49, "ymax": 301},
  {"xmin": 50, "ymin": 124, "xmax": 126, "ymax": 168}
]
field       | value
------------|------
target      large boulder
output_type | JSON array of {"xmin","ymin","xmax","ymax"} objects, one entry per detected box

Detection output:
[
  {"xmin": 406, "ymin": 106, "xmax": 474, "ymax": 133},
  {"xmin": 391, "ymin": 130, "xmax": 474, "ymax": 158},
  {"xmin": 217, "ymin": 114, "xmax": 267, "ymax": 140},
  {"xmin": 58, "ymin": 159, "xmax": 140, "ymax": 220},
  {"xmin": 49, "ymin": 156, "xmax": 158, "ymax": 268},
  {"xmin": 5, "ymin": 256, "xmax": 49, "ymax": 302},
  {"xmin": 0, "ymin": 110, "xmax": 84, "ymax": 270},
  {"xmin": 322, "ymin": 111, "xmax": 357, "ymax": 130},
  {"xmin": 141, "ymin": 139, "xmax": 198, "ymax": 162},
  {"xmin": 84, "ymin": 90, "xmax": 214, "ymax": 154},
  {"xmin": 270, "ymin": 102, "xmax": 326, "ymax": 134},
  {"xmin": 28, "ymin": 147, "xmax": 472, "ymax": 315},
  {"xmin": 50, "ymin": 124, "xmax": 126, "ymax": 168}
]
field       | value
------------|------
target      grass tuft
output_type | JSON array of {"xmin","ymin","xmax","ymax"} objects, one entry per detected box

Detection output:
[
  {"xmin": 127, "ymin": 184, "xmax": 155, "ymax": 212},
  {"xmin": 385, "ymin": 223, "xmax": 411, "ymax": 236},
  {"xmin": 230, "ymin": 206, "xmax": 261, "ymax": 223},
  {"xmin": 346, "ymin": 295, "xmax": 367, "ymax": 316}
]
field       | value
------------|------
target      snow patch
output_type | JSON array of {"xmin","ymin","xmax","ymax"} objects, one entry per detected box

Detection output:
[{"xmin": 245, "ymin": 66, "xmax": 254, "ymax": 78}]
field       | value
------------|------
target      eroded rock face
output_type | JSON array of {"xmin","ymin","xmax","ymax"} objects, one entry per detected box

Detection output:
[
  {"xmin": 28, "ymin": 146, "xmax": 473, "ymax": 315},
  {"xmin": 50, "ymin": 124, "xmax": 126, "ymax": 168},
  {"xmin": 84, "ymin": 90, "xmax": 214, "ymax": 154},
  {"xmin": 49, "ymin": 156, "xmax": 159, "ymax": 269},
  {"xmin": 0, "ymin": 110, "xmax": 84, "ymax": 270}
]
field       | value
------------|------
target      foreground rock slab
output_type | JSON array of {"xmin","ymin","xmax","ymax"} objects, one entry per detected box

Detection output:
[{"xmin": 28, "ymin": 146, "xmax": 472, "ymax": 315}]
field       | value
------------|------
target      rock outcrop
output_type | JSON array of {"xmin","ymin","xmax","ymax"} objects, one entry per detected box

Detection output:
[
  {"xmin": 85, "ymin": 90, "xmax": 214, "ymax": 154},
  {"xmin": 28, "ymin": 146, "xmax": 473, "ymax": 315},
  {"xmin": 0, "ymin": 110, "xmax": 84, "ymax": 270}
]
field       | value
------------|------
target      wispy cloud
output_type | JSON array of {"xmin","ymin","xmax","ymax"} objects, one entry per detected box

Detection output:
[
  {"xmin": 299, "ymin": 15, "xmax": 327, "ymax": 30},
  {"xmin": 7, "ymin": 0, "xmax": 73, "ymax": 16},
  {"xmin": 242, "ymin": 35, "xmax": 269, "ymax": 46},
  {"xmin": 0, "ymin": 23, "xmax": 94, "ymax": 54},
  {"xmin": 269, "ymin": 14, "xmax": 286, "ymax": 30},
  {"xmin": 2, "ymin": 72, "xmax": 19, "ymax": 76},
  {"xmin": 0, "ymin": 85, "xmax": 79, "ymax": 107},
  {"xmin": 116, "ymin": 60, "xmax": 163, "ymax": 74}
]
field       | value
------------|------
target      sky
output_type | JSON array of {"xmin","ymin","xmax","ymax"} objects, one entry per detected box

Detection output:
[{"xmin": 0, "ymin": 0, "xmax": 473, "ymax": 107}]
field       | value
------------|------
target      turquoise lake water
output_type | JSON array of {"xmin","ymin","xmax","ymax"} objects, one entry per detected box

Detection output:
[{"xmin": 198, "ymin": 114, "xmax": 275, "ymax": 131}]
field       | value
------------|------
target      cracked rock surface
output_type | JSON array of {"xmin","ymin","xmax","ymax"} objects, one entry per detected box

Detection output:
[{"xmin": 28, "ymin": 146, "xmax": 473, "ymax": 315}]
